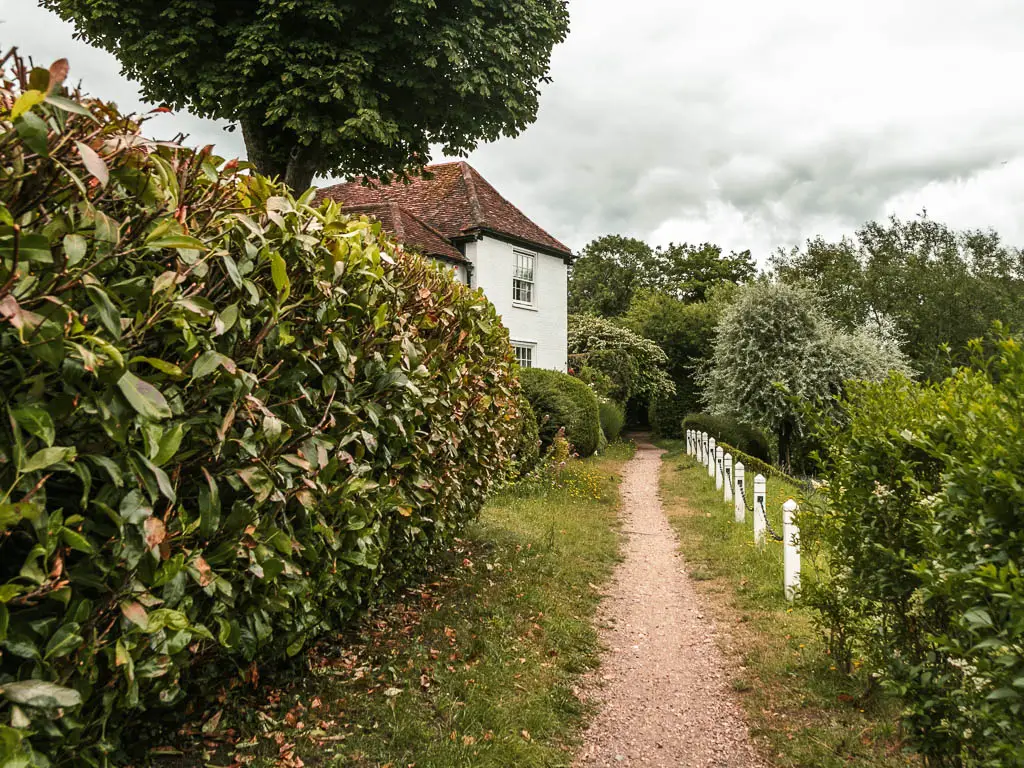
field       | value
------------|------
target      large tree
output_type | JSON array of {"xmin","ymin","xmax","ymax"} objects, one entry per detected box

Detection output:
[
  {"xmin": 700, "ymin": 281, "xmax": 913, "ymax": 470},
  {"xmin": 770, "ymin": 215, "xmax": 1024, "ymax": 380},
  {"xmin": 569, "ymin": 234, "xmax": 755, "ymax": 316},
  {"xmin": 43, "ymin": 0, "xmax": 570, "ymax": 190}
]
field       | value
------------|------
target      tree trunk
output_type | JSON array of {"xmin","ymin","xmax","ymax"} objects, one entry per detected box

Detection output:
[
  {"xmin": 239, "ymin": 117, "xmax": 289, "ymax": 182},
  {"xmin": 283, "ymin": 145, "xmax": 318, "ymax": 193},
  {"xmin": 240, "ymin": 117, "xmax": 319, "ymax": 192},
  {"xmin": 778, "ymin": 420, "xmax": 793, "ymax": 473}
]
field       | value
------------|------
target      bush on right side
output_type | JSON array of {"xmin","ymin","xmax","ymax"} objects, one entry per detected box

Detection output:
[
  {"xmin": 519, "ymin": 368, "xmax": 602, "ymax": 458},
  {"xmin": 800, "ymin": 331, "xmax": 1024, "ymax": 766}
]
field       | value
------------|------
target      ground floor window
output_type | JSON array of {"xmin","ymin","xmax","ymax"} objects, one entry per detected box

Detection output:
[{"xmin": 512, "ymin": 342, "xmax": 535, "ymax": 369}]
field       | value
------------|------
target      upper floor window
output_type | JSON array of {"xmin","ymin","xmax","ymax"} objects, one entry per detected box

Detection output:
[{"xmin": 513, "ymin": 250, "xmax": 536, "ymax": 306}]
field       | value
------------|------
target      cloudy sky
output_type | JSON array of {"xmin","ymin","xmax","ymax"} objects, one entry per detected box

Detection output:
[{"xmin": 5, "ymin": 0, "xmax": 1024, "ymax": 259}]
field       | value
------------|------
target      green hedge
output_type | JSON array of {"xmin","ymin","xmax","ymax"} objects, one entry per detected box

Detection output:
[
  {"xmin": 519, "ymin": 369, "xmax": 601, "ymax": 457},
  {"xmin": 682, "ymin": 413, "xmax": 771, "ymax": 462},
  {"xmin": 801, "ymin": 334, "xmax": 1024, "ymax": 764},
  {"xmin": 598, "ymin": 400, "xmax": 625, "ymax": 441},
  {"xmin": 0, "ymin": 62, "xmax": 520, "ymax": 767},
  {"xmin": 508, "ymin": 397, "xmax": 541, "ymax": 478}
]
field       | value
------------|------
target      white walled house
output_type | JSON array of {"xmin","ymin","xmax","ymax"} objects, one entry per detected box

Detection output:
[{"xmin": 318, "ymin": 162, "xmax": 572, "ymax": 371}]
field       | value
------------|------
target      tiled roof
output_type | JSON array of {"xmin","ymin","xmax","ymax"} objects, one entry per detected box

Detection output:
[
  {"xmin": 343, "ymin": 203, "xmax": 467, "ymax": 264},
  {"xmin": 317, "ymin": 161, "xmax": 572, "ymax": 257}
]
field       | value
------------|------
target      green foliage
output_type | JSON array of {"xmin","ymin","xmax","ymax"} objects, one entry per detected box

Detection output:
[
  {"xmin": 624, "ymin": 290, "xmax": 728, "ymax": 436},
  {"xmin": 568, "ymin": 235, "xmax": 754, "ymax": 317},
  {"xmin": 40, "ymin": 0, "xmax": 570, "ymax": 190},
  {"xmin": 681, "ymin": 414, "xmax": 770, "ymax": 462},
  {"xmin": 700, "ymin": 280, "xmax": 913, "ymax": 470},
  {"xmin": 771, "ymin": 215, "xmax": 1024, "ymax": 381},
  {"xmin": 519, "ymin": 369, "xmax": 601, "ymax": 458},
  {"xmin": 801, "ymin": 332, "xmax": 1024, "ymax": 765},
  {"xmin": 567, "ymin": 314, "xmax": 674, "ymax": 404},
  {"xmin": 598, "ymin": 400, "xmax": 625, "ymax": 442},
  {"xmin": 0, "ymin": 63, "xmax": 519, "ymax": 767},
  {"xmin": 507, "ymin": 397, "xmax": 541, "ymax": 479}
]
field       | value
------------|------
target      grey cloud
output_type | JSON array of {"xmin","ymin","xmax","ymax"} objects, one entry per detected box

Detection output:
[{"xmin": 7, "ymin": 0, "xmax": 1024, "ymax": 259}]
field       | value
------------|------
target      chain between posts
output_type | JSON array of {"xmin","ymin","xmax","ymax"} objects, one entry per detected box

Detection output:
[{"xmin": 737, "ymin": 481, "xmax": 784, "ymax": 543}]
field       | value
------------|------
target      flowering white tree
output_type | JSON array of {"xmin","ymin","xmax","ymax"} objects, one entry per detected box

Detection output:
[
  {"xmin": 700, "ymin": 281, "xmax": 913, "ymax": 468},
  {"xmin": 567, "ymin": 314, "xmax": 675, "ymax": 403}
]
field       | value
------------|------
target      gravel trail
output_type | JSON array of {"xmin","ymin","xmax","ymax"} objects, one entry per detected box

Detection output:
[{"xmin": 574, "ymin": 439, "xmax": 765, "ymax": 768}]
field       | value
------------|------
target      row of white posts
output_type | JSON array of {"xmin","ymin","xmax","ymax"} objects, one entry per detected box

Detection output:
[{"xmin": 685, "ymin": 428, "xmax": 801, "ymax": 600}]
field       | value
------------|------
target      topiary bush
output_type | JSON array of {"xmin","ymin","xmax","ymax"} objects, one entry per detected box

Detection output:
[
  {"xmin": 801, "ymin": 331, "xmax": 1024, "ymax": 765},
  {"xmin": 598, "ymin": 400, "xmax": 625, "ymax": 441},
  {"xmin": 0, "ymin": 56, "xmax": 520, "ymax": 767},
  {"xmin": 507, "ymin": 396, "xmax": 540, "ymax": 478},
  {"xmin": 682, "ymin": 413, "xmax": 771, "ymax": 462},
  {"xmin": 519, "ymin": 368, "xmax": 601, "ymax": 457}
]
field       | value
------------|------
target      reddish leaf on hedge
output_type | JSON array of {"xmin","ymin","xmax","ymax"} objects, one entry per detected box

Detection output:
[
  {"xmin": 144, "ymin": 516, "xmax": 166, "ymax": 549},
  {"xmin": 75, "ymin": 141, "xmax": 109, "ymax": 187},
  {"xmin": 194, "ymin": 555, "xmax": 213, "ymax": 587},
  {"xmin": 120, "ymin": 601, "xmax": 149, "ymax": 630},
  {"xmin": 47, "ymin": 59, "xmax": 69, "ymax": 93}
]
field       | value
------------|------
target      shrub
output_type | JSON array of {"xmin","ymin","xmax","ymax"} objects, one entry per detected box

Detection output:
[
  {"xmin": 0, "ymin": 59, "xmax": 519, "ymax": 767},
  {"xmin": 598, "ymin": 400, "xmax": 625, "ymax": 441},
  {"xmin": 507, "ymin": 397, "xmax": 540, "ymax": 478},
  {"xmin": 682, "ymin": 413, "xmax": 771, "ymax": 462},
  {"xmin": 801, "ymin": 331, "xmax": 1024, "ymax": 765},
  {"xmin": 519, "ymin": 369, "xmax": 601, "ymax": 458}
]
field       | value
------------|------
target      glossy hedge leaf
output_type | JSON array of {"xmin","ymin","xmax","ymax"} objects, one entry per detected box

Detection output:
[
  {"xmin": 1, "ymin": 680, "xmax": 82, "ymax": 709},
  {"xmin": 20, "ymin": 446, "xmax": 75, "ymax": 473},
  {"xmin": 14, "ymin": 112, "xmax": 49, "ymax": 157},
  {"xmin": 117, "ymin": 372, "xmax": 172, "ymax": 421}
]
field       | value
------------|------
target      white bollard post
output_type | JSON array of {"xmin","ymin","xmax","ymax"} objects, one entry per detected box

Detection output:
[
  {"xmin": 687, "ymin": 429, "xmax": 693, "ymax": 456},
  {"xmin": 707, "ymin": 438, "xmax": 716, "ymax": 478},
  {"xmin": 715, "ymin": 446, "xmax": 724, "ymax": 491},
  {"xmin": 783, "ymin": 499, "xmax": 801, "ymax": 600},
  {"xmin": 733, "ymin": 462, "xmax": 745, "ymax": 523},
  {"xmin": 723, "ymin": 453, "xmax": 733, "ymax": 503},
  {"xmin": 702, "ymin": 432, "xmax": 709, "ymax": 465},
  {"xmin": 696, "ymin": 431, "xmax": 702, "ymax": 462},
  {"xmin": 753, "ymin": 474, "xmax": 767, "ymax": 546}
]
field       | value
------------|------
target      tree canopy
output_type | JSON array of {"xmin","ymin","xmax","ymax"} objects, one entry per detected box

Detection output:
[
  {"xmin": 700, "ymin": 281, "xmax": 913, "ymax": 469},
  {"xmin": 567, "ymin": 314, "xmax": 675, "ymax": 404},
  {"xmin": 771, "ymin": 214, "xmax": 1024, "ymax": 380},
  {"xmin": 569, "ymin": 234, "xmax": 755, "ymax": 316},
  {"xmin": 43, "ymin": 0, "xmax": 570, "ymax": 190}
]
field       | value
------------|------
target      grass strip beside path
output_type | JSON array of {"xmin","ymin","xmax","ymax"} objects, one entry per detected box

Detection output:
[
  {"xmin": 657, "ymin": 440, "xmax": 917, "ymax": 768},
  {"xmin": 151, "ymin": 442, "xmax": 633, "ymax": 768}
]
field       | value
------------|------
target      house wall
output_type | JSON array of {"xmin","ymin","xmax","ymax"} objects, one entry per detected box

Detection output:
[{"xmin": 463, "ymin": 236, "xmax": 568, "ymax": 372}]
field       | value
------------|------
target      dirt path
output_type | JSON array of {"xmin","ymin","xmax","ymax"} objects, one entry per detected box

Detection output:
[{"xmin": 574, "ymin": 439, "xmax": 764, "ymax": 768}]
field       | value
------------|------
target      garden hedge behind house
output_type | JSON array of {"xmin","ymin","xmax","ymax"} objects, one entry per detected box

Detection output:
[
  {"xmin": 519, "ymin": 368, "xmax": 602, "ymax": 457},
  {"xmin": 0, "ymin": 58, "xmax": 521, "ymax": 766}
]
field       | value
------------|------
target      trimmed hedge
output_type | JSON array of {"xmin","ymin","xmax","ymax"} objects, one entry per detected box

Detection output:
[
  {"xmin": 0, "ymin": 60, "xmax": 520, "ymax": 766},
  {"xmin": 519, "ymin": 369, "xmax": 601, "ymax": 457},
  {"xmin": 508, "ymin": 397, "xmax": 541, "ymax": 478},
  {"xmin": 599, "ymin": 400, "xmax": 625, "ymax": 441},
  {"xmin": 682, "ymin": 413, "xmax": 770, "ymax": 462}
]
